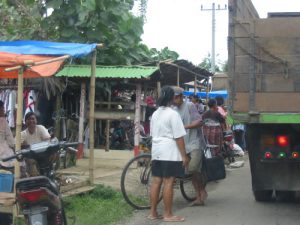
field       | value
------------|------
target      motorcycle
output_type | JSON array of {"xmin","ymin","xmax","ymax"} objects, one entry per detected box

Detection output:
[
  {"xmin": 222, "ymin": 130, "xmax": 236, "ymax": 163},
  {"xmin": 1, "ymin": 140, "xmax": 78, "ymax": 225}
]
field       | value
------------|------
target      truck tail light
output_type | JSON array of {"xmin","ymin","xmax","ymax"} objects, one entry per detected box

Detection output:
[
  {"xmin": 264, "ymin": 152, "xmax": 272, "ymax": 159},
  {"xmin": 277, "ymin": 135, "xmax": 289, "ymax": 147},
  {"xmin": 278, "ymin": 152, "xmax": 286, "ymax": 159},
  {"xmin": 292, "ymin": 152, "xmax": 299, "ymax": 159}
]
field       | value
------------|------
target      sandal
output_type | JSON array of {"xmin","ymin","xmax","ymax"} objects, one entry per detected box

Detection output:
[
  {"xmin": 147, "ymin": 215, "xmax": 163, "ymax": 220},
  {"xmin": 163, "ymin": 215, "xmax": 185, "ymax": 222},
  {"xmin": 189, "ymin": 201, "xmax": 204, "ymax": 207}
]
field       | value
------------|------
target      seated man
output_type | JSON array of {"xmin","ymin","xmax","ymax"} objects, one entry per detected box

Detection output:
[{"xmin": 21, "ymin": 112, "xmax": 51, "ymax": 176}]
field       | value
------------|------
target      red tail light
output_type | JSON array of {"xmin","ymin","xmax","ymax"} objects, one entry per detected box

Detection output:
[
  {"xmin": 19, "ymin": 189, "xmax": 47, "ymax": 202},
  {"xmin": 224, "ymin": 135, "xmax": 233, "ymax": 142},
  {"xmin": 292, "ymin": 152, "xmax": 299, "ymax": 159},
  {"xmin": 264, "ymin": 152, "xmax": 272, "ymax": 159},
  {"xmin": 277, "ymin": 135, "xmax": 289, "ymax": 147}
]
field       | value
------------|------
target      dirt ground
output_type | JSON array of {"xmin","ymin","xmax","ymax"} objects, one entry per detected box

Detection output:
[{"xmin": 59, "ymin": 149, "xmax": 134, "ymax": 191}]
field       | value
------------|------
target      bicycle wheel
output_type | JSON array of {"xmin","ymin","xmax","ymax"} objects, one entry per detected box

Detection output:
[
  {"xmin": 179, "ymin": 175, "xmax": 196, "ymax": 202},
  {"xmin": 120, "ymin": 154, "xmax": 154, "ymax": 209}
]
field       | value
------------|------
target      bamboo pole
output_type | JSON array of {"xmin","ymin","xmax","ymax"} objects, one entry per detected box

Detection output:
[
  {"xmin": 89, "ymin": 50, "xmax": 96, "ymax": 185},
  {"xmin": 157, "ymin": 81, "xmax": 161, "ymax": 97},
  {"xmin": 177, "ymin": 68, "xmax": 180, "ymax": 86},
  {"xmin": 105, "ymin": 87, "xmax": 111, "ymax": 152},
  {"xmin": 12, "ymin": 67, "xmax": 24, "ymax": 224},
  {"xmin": 78, "ymin": 82, "xmax": 86, "ymax": 159},
  {"xmin": 5, "ymin": 55, "xmax": 70, "ymax": 72},
  {"xmin": 133, "ymin": 83, "xmax": 142, "ymax": 157},
  {"xmin": 194, "ymin": 75, "xmax": 197, "ymax": 95}
]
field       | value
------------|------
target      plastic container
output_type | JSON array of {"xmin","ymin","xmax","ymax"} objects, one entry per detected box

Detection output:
[{"xmin": 0, "ymin": 173, "xmax": 14, "ymax": 192}]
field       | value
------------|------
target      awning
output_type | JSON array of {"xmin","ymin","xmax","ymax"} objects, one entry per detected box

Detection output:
[
  {"xmin": 0, "ymin": 40, "xmax": 98, "ymax": 78},
  {"xmin": 56, "ymin": 65, "xmax": 158, "ymax": 79},
  {"xmin": 0, "ymin": 52, "xmax": 64, "ymax": 78},
  {"xmin": 0, "ymin": 40, "xmax": 97, "ymax": 57},
  {"xmin": 183, "ymin": 90, "xmax": 228, "ymax": 99}
]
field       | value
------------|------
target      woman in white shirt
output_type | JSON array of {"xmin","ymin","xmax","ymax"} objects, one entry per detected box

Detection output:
[{"xmin": 149, "ymin": 86, "xmax": 189, "ymax": 222}]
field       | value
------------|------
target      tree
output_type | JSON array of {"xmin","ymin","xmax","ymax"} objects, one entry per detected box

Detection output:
[
  {"xmin": 0, "ymin": 0, "xmax": 163, "ymax": 65},
  {"xmin": 198, "ymin": 53, "xmax": 221, "ymax": 73}
]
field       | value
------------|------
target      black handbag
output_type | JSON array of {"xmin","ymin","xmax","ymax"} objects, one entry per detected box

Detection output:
[{"xmin": 203, "ymin": 149, "xmax": 226, "ymax": 182}]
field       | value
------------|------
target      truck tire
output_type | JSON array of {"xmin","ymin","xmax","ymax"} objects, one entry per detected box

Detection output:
[{"xmin": 253, "ymin": 190, "xmax": 273, "ymax": 202}]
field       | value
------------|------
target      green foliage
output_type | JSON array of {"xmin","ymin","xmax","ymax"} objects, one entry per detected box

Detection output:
[
  {"xmin": 64, "ymin": 185, "xmax": 133, "ymax": 225},
  {"xmin": 198, "ymin": 53, "xmax": 230, "ymax": 73},
  {"xmin": 0, "ymin": 0, "xmax": 179, "ymax": 66}
]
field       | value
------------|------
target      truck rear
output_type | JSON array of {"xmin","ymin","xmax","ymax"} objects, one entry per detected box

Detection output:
[{"xmin": 228, "ymin": 0, "xmax": 300, "ymax": 201}]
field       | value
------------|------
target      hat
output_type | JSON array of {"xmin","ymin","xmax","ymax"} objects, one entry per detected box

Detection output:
[{"xmin": 172, "ymin": 86, "xmax": 184, "ymax": 96}]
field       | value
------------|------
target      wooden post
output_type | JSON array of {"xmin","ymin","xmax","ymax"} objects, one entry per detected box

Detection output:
[
  {"xmin": 12, "ymin": 67, "xmax": 23, "ymax": 224},
  {"xmin": 194, "ymin": 76, "xmax": 197, "ymax": 95},
  {"xmin": 157, "ymin": 81, "xmax": 161, "ymax": 97},
  {"xmin": 133, "ymin": 83, "xmax": 142, "ymax": 156},
  {"xmin": 89, "ymin": 50, "xmax": 96, "ymax": 185},
  {"xmin": 177, "ymin": 68, "xmax": 180, "ymax": 86},
  {"xmin": 77, "ymin": 82, "xmax": 86, "ymax": 159},
  {"xmin": 54, "ymin": 96, "xmax": 62, "ymax": 139},
  {"xmin": 105, "ymin": 87, "xmax": 111, "ymax": 152}
]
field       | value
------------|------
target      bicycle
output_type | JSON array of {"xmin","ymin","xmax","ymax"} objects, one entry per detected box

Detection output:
[{"xmin": 120, "ymin": 151, "xmax": 196, "ymax": 210}]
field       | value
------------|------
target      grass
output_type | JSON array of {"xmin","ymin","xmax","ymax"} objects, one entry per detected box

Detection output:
[
  {"xmin": 16, "ymin": 185, "xmax": 134, "ymax": 225},
  {"xmin": 64, "ymin": 185, "xmax": 134, "ymax": 225}
]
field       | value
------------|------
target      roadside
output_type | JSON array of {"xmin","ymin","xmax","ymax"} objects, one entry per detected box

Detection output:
[
  {"xmin": 59, "ymin": 149, "xmax": 247, "ymax": 225},
  {"xmin": 59, "ymin": 149, "xmax": 134, "ymax": 194}
]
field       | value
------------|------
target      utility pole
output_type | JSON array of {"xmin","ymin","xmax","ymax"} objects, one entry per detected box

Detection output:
[{"xmin": 201, "ymin": 3, "xmax": 227, "ymax": 74}]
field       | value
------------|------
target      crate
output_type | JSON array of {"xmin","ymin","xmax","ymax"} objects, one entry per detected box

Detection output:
[{"xmin": 0, "ymin": 173, "xmax": 14, "ymax": 192}]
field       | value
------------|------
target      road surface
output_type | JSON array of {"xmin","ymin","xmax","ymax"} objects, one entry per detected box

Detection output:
[{"xmin": 117, "ymin": 156, "xmax": 300, "ymax": 225}]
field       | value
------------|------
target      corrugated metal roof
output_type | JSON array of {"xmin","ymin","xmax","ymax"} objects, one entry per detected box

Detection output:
[{"xmin": 56, "ymin": 65, "xmax": 158, "ymax": 79}]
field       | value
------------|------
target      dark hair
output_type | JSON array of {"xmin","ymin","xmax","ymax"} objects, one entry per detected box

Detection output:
[
  {"xmin": 24, "ymin": 112, "xmax": 36, "ymax": 121},
  {"xmin": 215, "ymin": 95, "xmax": 224, "ymax": 106},
  {"xmin": 207, "ymin": 98, "xmax": 217, "ymax": 108},
  {"xmin": 0, "ymin": 100, "xmax": 3, "ymax": 108},
  {"xmin": 157, "ymin": 86, "xmax": 175, "ymax": 107}
]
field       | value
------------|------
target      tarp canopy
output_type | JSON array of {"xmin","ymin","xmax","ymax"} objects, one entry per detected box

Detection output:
[
  {"xmin": 183, "ymin": 90, "xmax": 228, "ymax": 99},
  {"xmin": 0, "ymin": 40, "xmax": 97, "ymax": 57},
  {"xmin": 0, "ymin": 40, "xmax": 97, "ymax": 78}
]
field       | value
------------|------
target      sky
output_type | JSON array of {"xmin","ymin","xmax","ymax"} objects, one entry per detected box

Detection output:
[{"xmin": 141, "ymin": 0, "xmax": 299, "ymax": 66}]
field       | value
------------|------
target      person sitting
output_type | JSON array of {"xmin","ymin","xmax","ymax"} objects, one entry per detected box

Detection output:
[
  {"xmin": 21, "ymin": 112, "xmax": 51, "ymax": 176},
  {"xmin": 0, "ymin": 100, "xmax": 15, "ymax": 168}
]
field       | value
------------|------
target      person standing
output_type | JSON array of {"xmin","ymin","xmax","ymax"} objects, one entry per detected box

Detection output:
[
  {"xmin": 173, "ymin": 87, "xmax": 207, "ymax": 206},
  {"xmin": 149, "ymin": 86, "xmax": 189, "ymax": 222},
  {"xmin": 0, "ymin": 100, "xmax": 15, "ymax": 167},
  {"xmin": 190, "ymin": 94, "xmax": 205, "ymax": 114},
  {"xmin": 202, "ymin": 98, "xmax": 226, "ymax": 157}
]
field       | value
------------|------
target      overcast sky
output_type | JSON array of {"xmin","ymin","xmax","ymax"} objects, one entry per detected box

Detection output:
[{"xmin": 141, "ymin": 0, "xmax": 299, "ymax": 65}]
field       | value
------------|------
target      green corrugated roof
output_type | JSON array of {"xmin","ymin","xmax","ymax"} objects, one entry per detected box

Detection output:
[{"xmin": 56, "ymin": 65, "xmax": 158, "ymax": 79}]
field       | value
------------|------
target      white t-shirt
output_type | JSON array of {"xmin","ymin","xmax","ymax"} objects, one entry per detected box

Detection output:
[
  {"xmin": 21, "ymin": 125, "xmax": 51, "ymax": 145},
  {"xmin": 150, "ymin": 106, "xmax": 186, "ymax": 161}
]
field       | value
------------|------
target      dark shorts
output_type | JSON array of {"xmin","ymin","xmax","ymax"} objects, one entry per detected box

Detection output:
[{"xmin": 152, "ymin": 160, "xmax": 185, "ymax": 178}]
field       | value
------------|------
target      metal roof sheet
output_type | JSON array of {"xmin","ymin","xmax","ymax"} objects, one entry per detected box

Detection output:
[{"xmin": 56, "ymin": 65, "xmax": 158, "ymax": 79}]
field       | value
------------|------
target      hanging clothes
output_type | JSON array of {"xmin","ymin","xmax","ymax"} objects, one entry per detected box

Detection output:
[
  {"xmin": 24, "ymin": 90, "xmax": 36, "ymax": 118},
  {"xmin": 7, "ymin": 90, "xmax": 16, "ymax": 128}
]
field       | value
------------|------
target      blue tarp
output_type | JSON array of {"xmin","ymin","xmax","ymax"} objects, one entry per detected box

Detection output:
[
  {"xmin": 0, "ymin": 40, "xmax": 97, "ymax": 58},
  {"xmin": 183, "ymin": 90, "xmax": 228, "ymax": 99}
]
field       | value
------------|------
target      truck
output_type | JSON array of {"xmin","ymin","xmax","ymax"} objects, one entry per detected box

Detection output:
[{"xmin": 228, "ymin": 0, "xmax": 300, "ymax": 201}]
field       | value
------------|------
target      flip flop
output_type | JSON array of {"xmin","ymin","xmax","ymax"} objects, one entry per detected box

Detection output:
[
  {"xmin": 189, "ymin": 201, "xmax": 204, "ymax": 207},
  {"xmin": 163, "ymin": 215, "xmax": 185, "ymax": 222},
  {"xmin": 147, "ymin": 215, "xmax": 163, "ymax": 220}
]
